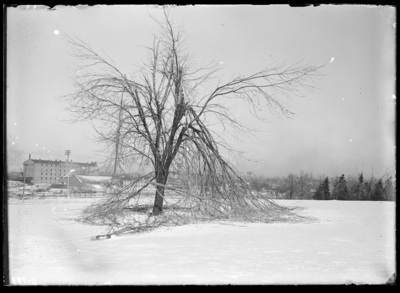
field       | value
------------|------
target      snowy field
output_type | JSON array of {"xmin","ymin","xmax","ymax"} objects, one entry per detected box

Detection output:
[{"xmin": 8, "ymin": 197, "xmax": 395, "ymax": 285}]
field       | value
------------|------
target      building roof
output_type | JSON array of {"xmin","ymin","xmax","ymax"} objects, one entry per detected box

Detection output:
[
  {"xmin": 73, "ymin": 175, "xmax": 112, "ymax": 184},
  {"xmin": 25, "ymin": 159, "xmax": 97, "ymax": 166},
  {"xmin": 91, "ymin": 184, "xmax": 105, "ymax": 191}
]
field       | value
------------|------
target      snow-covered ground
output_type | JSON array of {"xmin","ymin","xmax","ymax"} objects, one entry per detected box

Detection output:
[{"xmin": 8, "ymin": 198, "xmax": 395, "ymax": 285}]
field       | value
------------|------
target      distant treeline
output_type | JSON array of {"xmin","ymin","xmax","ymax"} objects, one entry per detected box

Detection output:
[
  {"xmin": 8, "ymin": 167, "xmax": 395, "ymax": 201},
  {"xmin": 246, "ymin": 170, "xmax": 396, "ymax": 201}
]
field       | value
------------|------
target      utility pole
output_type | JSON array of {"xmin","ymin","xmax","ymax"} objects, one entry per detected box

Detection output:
[
  {"xmin": 22, "ymin": 162, "xmax": 27, "ymax": 199},
  {"xmin": 65, "ymin": 150, "xmax": 71, "ymax": 161}
]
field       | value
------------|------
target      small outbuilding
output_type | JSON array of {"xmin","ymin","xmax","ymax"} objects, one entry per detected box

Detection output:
[{"xmin": 66, "ymin": 175, "xmax": 112, "ymax": 193}]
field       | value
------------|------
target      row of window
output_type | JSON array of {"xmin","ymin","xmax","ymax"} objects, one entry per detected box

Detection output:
[
  {"xmin": 41, "ymin": 173, "xmax": 64, "ymax": 175},
  {"xmin": 40, "ymin": 178, "xmax": 59, "ymax": 182},
  {"xmin": 40, "ymin": 164, "xmax": 83, "ymax": 168},
  {"xmin": 40, "ymin": 164, "xmax": 75, "ymax": 166},
  {"xmin": 39, "ymin": 168, "xmax": 87, "ymax": 173},
  {"xmin": 40, "ymin": 168, "xmax": 82, "ymax": 171}
]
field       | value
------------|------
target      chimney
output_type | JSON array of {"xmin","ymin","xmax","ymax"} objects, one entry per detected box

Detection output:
[{"xmin": 29, "ymin": 154, "xmax": 31, "ymax": 159}]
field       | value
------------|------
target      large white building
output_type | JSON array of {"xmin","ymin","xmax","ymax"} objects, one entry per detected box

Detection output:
[{"xmin": 22, "ymin": 154, "xmax": 98, "ymax": 185}]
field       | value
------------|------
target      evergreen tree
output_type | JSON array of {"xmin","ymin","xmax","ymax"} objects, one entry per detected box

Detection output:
[
  {"xmin": 372, "ymin": 179, "xmax": 385, "ymax": 201},
  {"xmin": 313, "ymin": 177, "xmax": 331, "ymax": 200},
  {"xmin": 358, "ymin": 173, "xmax": 364, "ymax": 183},
  {"xmin": 334, "ymin": 174, "xmax": 350, "ymax": 201},
  {"xmin": 322, "ymin": 177, "xmax": 331, "ymax": 200},
  {"xmin": 354, "ymin": 173, "xmax": 367, "ymax": 200},
  {"xmin": 313, "ymin": 183, "xmax": 323, "ymax": 200}
]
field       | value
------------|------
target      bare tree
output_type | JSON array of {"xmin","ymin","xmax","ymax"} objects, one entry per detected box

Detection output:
[
  {"xmin": 284, "ymin": 173, "xmax": 297, "ymax": 200},
  {"xmin": 305, "ymin": 171, "xmax": 316, "ymax": 199},
  {"xmin": 381, "ymin": 168, "xmax": 395, "ymax": 201},
  {"xmin": 297, "ymin": 170, "xmax": 310, "ymax": 199},
  {"xmin": 61, "ymin": 10, "xmax": 323, "ymax": 236},
  {"xmin": 365, "ymin": 173, "xmax": 376, "ymax": 201},
  {"xmin": 346, "ymin": 174, "xmax": 358, "ymax": 200}
]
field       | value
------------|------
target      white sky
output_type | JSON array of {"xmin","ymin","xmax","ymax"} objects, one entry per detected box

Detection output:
[{"xmin": 6, "ymin": 5, "xmax": 396, "ymax": 178}]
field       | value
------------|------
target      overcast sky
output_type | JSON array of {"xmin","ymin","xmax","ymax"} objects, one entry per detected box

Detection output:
[{"xmin": 6, "ymin": 5, "xmax": 396, "ymax": 178}]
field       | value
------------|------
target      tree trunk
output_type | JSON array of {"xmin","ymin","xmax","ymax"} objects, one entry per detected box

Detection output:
[{"xmin": 152, "ymin": 168, "xmax": 169, "ymax": 216}]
